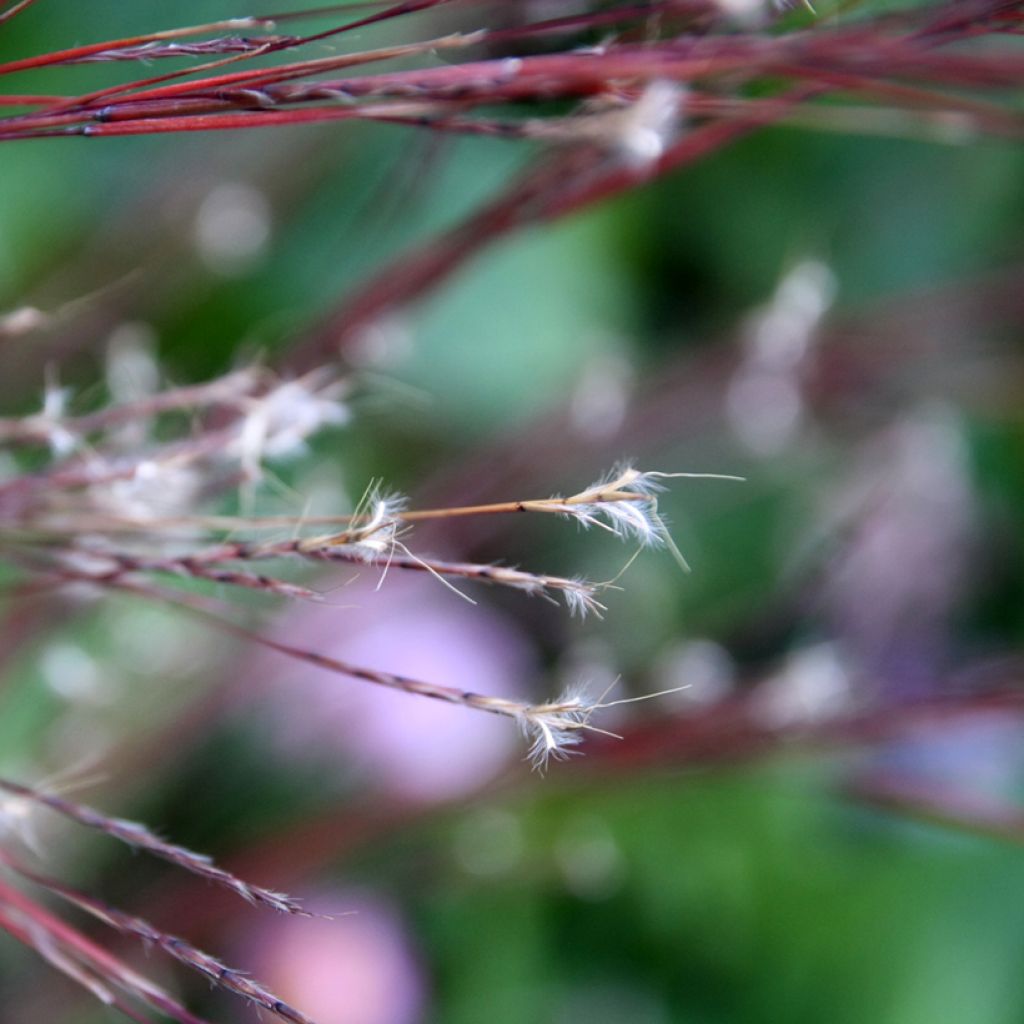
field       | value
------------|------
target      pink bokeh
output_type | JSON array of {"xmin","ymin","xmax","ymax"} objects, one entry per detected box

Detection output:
[
  {"xmin": 240, "ymin": 890, "xmax": 425, "ymax": 1024},
  {"xmin": 251, "ymin": 576, "xmax": 537, "ymax": 800}
]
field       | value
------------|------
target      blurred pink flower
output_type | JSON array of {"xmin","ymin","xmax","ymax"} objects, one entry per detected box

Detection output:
[
  {"xmin": 241, "ymin": 890, "xmax": 425, "ymax": 1024},
  {"xmin": 251, "ymin": 576, "xmax": 537, "ymax": 800}
]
